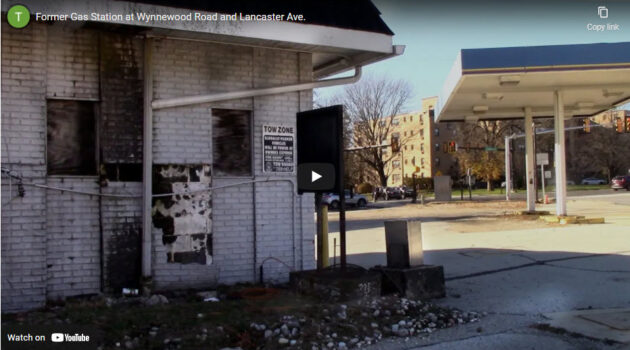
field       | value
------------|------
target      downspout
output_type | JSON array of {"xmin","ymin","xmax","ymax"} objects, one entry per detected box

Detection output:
[
  {"xmin": 152, "ymin": 66, "xmax": 362, "ymax": 110},
  {"xmin": 141, "ymin": 37, "xmax": 153, "ymax": 286}
]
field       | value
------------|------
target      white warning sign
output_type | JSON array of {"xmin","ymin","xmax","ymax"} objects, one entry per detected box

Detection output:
[{"xmin": 263, "ymin": 125, "xmax": 295, "ymax": 173}]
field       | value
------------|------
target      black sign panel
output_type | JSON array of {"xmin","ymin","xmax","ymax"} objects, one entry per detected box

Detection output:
[{"xmin": 297, "ymin": 105, "xmax": 343, "ymax": 194}]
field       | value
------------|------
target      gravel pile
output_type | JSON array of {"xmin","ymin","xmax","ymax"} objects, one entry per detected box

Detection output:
[{"xmin": 242, "ymin": 296, "xmax": 483, "ymax": 349}]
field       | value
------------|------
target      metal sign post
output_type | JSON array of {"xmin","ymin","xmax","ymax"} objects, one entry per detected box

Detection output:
[
  {"xmin": 339, "ymin": 189, "xmax": 346, "ymax": 270},
  {"xmin": 315, "ymin": 193, "xmax": 324, "ymax": 270},
  {"xmin": 540, "ymin": 164, "xmax": 546, "ymax": 202},
  {"xmin": 297, "ymin": 105, "xmax": 345, "ymax": 270},
  {"xmin": 536, "ymin": 152, "xmax": 549, "ymax": 204}
]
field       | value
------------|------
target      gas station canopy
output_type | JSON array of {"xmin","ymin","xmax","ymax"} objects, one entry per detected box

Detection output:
[
  {"xmin": 435, "ymin": 41, "xmax": 630, "ymax": 216},
  {"xmin": 436, "ymin": 42, "xmax": 630, "ymax": 122}
]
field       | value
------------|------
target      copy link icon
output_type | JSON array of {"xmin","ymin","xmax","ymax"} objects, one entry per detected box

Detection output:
[{"xmin": 51, "ymin": 333, "xmax": 64, "ymax": 343}]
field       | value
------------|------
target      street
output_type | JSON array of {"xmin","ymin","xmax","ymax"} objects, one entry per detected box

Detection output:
[{"xmin": 327, "ymin": 190, "xmax": 630, "ymax": 349}]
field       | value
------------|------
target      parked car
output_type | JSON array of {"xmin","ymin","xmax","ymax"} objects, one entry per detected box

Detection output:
[
  {"xmin": 384, "ymin": 187, "xmax": 404, "ymax": 200},
  {"xmin": 581, "ymin": 177, "xmax": 607, "ymax": 185},
  {"xmin": 611, "ymin": 175, "xmax": 630, "ymax": 191},
  {"xmin": 322, "ymin": 190, "xmax": 368, "ymax": 209},
  {"xmin": 400, "ymin": 186, "xmax": 415, "ymax": 198}
]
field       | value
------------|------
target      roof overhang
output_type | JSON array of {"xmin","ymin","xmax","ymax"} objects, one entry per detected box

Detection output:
[
  {"xmin": 3, "ymin": 0, "xmax": 403, "ymax": 78},
  {"xmin": 436, "ymin": 42, "xmax": 630, "ymax": 122}
]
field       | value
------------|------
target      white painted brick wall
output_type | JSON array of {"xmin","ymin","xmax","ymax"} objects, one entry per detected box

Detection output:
[
  {"xmin": 46, "ymin": 24, "xmax": 99, "ymax": 100},
  {"xmin": 1, "ymin": 21, "xmax": 49, "ymax": 312},
  {"xmin": 43, "ymin": 23, "xmax": 102, "ymax": 299},
  {"xmin": 151, "ymin": 39, "xmax": 315, "ymax": 289},
  {"xmin": 2, "ymin": 23, "xmax": 318, "ymax": 310},
  {"xmin": 45, "ymin": 178, "xmax": 101, "ymax": 299},
  {"xmin": 100, "ymin": 182, "xmax": 143, "ymax": 292},
  {"xmin": 2, "ymin": 22, "xmax": 104, "ymax": 310}
]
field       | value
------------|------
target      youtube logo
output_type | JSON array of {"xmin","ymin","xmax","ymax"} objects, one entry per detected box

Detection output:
[{"xmin": 298, "ymin": 163, "xmax": 335, "ymax": 192}]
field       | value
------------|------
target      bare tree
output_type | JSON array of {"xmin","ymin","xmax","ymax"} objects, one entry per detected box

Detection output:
[
  {"xmin": 454, "ymin": 120, "xmax": 522, "ymax": 191},
  {"xmin": 572, "ymin": 126, "xmax": 630, "ymax": 181},
  {"xmin": 339, "ymin": 75, "xmax": 413, "ymax": 187}
]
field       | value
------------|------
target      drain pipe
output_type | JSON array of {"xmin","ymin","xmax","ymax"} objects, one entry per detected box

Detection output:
[{"xmin": 152, "ymin": 66, "xmax": 362, "ymax": 110}]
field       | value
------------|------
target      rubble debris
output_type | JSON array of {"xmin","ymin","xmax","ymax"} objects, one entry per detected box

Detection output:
[
  {"xmin": 232, "ymin": 296, "xmax": 482, "ymax": 349},
  {"xmin": 6, "ymin": 292, "xmax": 482, "ymax": 349}
]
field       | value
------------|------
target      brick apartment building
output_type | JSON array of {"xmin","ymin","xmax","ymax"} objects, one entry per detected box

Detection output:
[
  {"xmin": 379, "ymin": 97, "xmax": 459, "ymax": 187},
  {"xmin": 1, "ymin": 0, "xmax": 401, "ymax": 311}
]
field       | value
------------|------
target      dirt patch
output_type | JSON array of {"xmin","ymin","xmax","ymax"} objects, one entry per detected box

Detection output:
[
  {"xmin": 2, "ymin": 289, "xmax": 482, "ymax": 349},
  {"xmin": 444, "ymin": 215, "xmax": 551, "ymax": 233},
  {"xmin": 331, "ymin": 200, "xmax": 530, "ymax": 224}
]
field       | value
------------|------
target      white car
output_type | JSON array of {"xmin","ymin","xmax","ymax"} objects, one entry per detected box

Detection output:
[
  {"xmin": 581, "ymin": 178, "xmax": 606, "ymax": 185},
  {"xmin": 322, "ymin": 191, "xmax": 368, "ymax": 209}
]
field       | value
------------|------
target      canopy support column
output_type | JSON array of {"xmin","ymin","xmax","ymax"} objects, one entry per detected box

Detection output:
[
  {"xmin": 554, "ymin": 90, "xmax": 568, "ymax": 216},
  {"xmin": 524, "ymin": 107, "xmax": 536, "ymax": 212},
  {"xmin": 505, "ymin": 136, "xmax": 511, "ymax": 201}
]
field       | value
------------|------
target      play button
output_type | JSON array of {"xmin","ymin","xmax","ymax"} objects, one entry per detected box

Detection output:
[
  {"xmin": 298, "ymin": 163, "xmax": 336, "ymax": 192},
  {"xmin": 311, "ymin": 171, "xmax": 322, "ymax": 182}
]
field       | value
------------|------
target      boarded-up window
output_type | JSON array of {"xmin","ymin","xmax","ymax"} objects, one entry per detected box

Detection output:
[
  {"xmin": 47, "ymin": 100, "xmax": 96, "ymax": 175},
  {"xmin": 212, "ymin": 109, "xmax": 252, "ymax": 176}
]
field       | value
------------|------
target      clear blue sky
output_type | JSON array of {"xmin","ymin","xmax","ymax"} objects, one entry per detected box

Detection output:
[{"xmin": 316, "ymin": 0, "xmax": 630, "ymax": 111}]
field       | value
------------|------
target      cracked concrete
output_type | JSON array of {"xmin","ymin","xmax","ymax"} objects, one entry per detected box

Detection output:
[{"xmin": 326, "ymin": 190, "xmax": 630, "ymax": 349}]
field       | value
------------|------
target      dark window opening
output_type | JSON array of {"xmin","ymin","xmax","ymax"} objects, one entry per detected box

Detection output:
[
  {"xmin": 212, "ymin": 109, "xmax": 252, "ymax": 176},
  {"xmin": 47, "ymin": 100, "xmax": 97, "ymax": 176},
  {"xmin": 102, "ymin": 163, "xmax": 143, "ymax": 182}
]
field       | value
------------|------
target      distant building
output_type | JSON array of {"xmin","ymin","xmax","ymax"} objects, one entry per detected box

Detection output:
[
  {"xmin": 422, "ymin": 97, "xmax": 460, "ymax": 179},
  {"xmin": 590, "ymin": 109, "xmax": 630, "ymax": 132},
  {"xmin": 361, "ymin": 97, "xmax": 458, "ymax": 187}
]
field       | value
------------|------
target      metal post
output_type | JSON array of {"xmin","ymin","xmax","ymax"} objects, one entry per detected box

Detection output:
[
  {"xmin": 554, "ymin": 91, "xmax": 567, "ymax": 216},
  {"xmin": 339, "ymin": 190, "xmax": 347, "ymax": 270},
  {"xmin": 540, "ymin": 164, "xmax": 546, "ymax": 202},
  {"xmin": 141, "ymin": 37, "xmax": 153, "ymax": 280},
  {"xmin": 333, "ymin": 238, "xmax": 337, "ymax": 267},
  {"xmin": 400, "ymin": 149, "xmax": 404, "ymax": 185},
  {"xmin": 411, "ymin": 174, "xmax": 417, "ymax": 203},
  {"xmin": 524, "ymin": 107, "xmax": 536, "ymax": 212},
  {"xmin": 468, "ymin": 176, "xmax": 472, "ymax": 200},
  {"xmin": 505, "ymin": 136, "xmax": 511, "ymax": 200},
  {"xmin": 321, "ymin": 204, "xmax": 329, "ymax": 268},
  {"xmin": 533, "ymin": 125, "xmax": 538, "ymax": 203},
  {"xmin": 315, "ymin": 193, "xmax": 324, "ymax": 270}
]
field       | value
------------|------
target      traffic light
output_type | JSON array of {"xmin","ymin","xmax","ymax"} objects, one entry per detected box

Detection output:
[
  {"xmin": 626, "ymin": 115, "xmax": 630, "ymax": 133},
  {"xmin": 448, "ymin": 141, "xmax": 457, "ymax": 153},
  {"xmin": 583, "ymin": 118, "xmax": 590, "ymax": 133}
]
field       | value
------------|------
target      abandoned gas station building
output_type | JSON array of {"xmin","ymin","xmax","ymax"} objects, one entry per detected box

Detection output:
[{"xmin": 1, "ymin": 0, "xmax": 402, "ymax": 312}]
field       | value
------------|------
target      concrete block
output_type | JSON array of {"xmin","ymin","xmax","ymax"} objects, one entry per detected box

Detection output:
[
  {"xmin": 290, "ymin": 268, "xmax": 381, "ymax": 302},
  {"xmin": 540, "ymin": 215, "xmax": 560, "ymax": 223},
  {"xmin": 371, "ymin": 265, "xmax": 445, "ymax": 300},
  {"xmin": 384, "ymin": 220, "xmax": 423, "ymax": 268},
  {"xmin": 433, "ymin": 176, "xmax": 452, "ymax": 201},
  {"xmin": 577, "ymin": 217, "xmax": 605, "ymax": 224}
]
